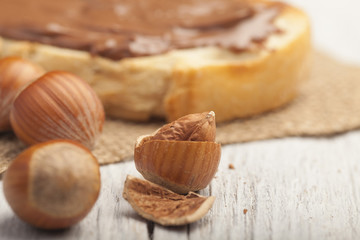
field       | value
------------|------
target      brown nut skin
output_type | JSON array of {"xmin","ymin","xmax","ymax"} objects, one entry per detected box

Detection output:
[
  {"xmin": 0, "ymin": 57, "xmax": 44, "ymax": 132},
  {"xmin": 134, "ymin": 111, "xmax": 221, "ymax": 194},
  {"xmin": 10, "ymin": 71, "xmax": 105, "ymax": 150},
  {"xmin": 135, "ymin": 139, "xmax": 221, "ymax": 194},
  {"xmin": 3, "ymin": 140, "xmax": 101, "ymax": 229}
]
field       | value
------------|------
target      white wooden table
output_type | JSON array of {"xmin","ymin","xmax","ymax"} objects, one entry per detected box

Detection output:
[{"xmin": 1, "ymin": 0, "xmax": 360, "ymax": 239}]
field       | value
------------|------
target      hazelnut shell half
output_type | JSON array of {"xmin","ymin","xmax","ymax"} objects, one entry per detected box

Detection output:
[
  {"xmin": 134, "ymin": 136, "xmax": 221, "ymax": 194},
  {"xmin": 123, "ymin": 175, "xmax": 215, "ymax": 226}
]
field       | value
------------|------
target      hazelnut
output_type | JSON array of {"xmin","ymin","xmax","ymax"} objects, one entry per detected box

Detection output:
[
  {"xmin": 123, "ymin": 175, "xmax": 215, "ymax": 226},
  {"xmin": 134, "ymin": 111, "xmax": 221, "ymax": 194},
  {"xmin": 3, "ymin": 140, "xmax": 101, "ymax": 229},
  {"xmin": 0, "ymin": 57, "xmax": 44, "ymax": 132},
  {"xmin": 10, "ymin": 71, "xmax": 105, "ymax": 149}
]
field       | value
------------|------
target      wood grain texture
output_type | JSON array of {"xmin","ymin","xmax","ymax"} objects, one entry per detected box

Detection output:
[
  {"xmin": 1, "ymin": 0, "xmax": 360, "ymax": 239},
  {"xmin": 1, "ymin": 130, "xmax": 360, "ymax": 239}
]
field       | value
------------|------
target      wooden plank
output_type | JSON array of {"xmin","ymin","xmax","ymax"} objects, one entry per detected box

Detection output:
[
  {"xmin": 0, "ymin": 161, "xmax": 149, "ymax": 240},
  {"xmin": 184, "ymin": 132, "xmax": 360, "ymax": 240},
  {"xmin": 1, "ymin": 131, "xmax": 360, "ymax": 239}
]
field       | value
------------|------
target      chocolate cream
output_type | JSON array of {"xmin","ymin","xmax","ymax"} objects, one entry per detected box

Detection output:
[{"xmin": 0, "ymin": 0, "xmax": 283, "ymax": 60}]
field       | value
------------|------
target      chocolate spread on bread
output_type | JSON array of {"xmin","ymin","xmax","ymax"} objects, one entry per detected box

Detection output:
[{"xmin": 0, "ymin": 0, "xmax": 282, "ymax": 60}]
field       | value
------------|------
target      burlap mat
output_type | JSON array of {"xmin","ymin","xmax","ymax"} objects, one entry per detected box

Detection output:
[{"xmin": 1, "ymin": 50, "xmax": 360, "ymax": 174}]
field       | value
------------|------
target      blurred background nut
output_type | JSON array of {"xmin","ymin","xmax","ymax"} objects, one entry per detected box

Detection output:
[
  {"xmin": 10, "ymin": 71, "xmax": 105, "ymax": 150},
  {"xmin": 3, "ymin": 140, "xmax": 101, "ymax": 229},
  {"xmin": 0, "ymin": 57, "xmax": 44, "ymax": 132}
]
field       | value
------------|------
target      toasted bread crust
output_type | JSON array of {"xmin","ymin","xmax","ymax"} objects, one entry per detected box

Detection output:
[
  {"xmin": 165, "ymin": 6, "xmax": 311, "ymax": 122},
  {"xmin": 0, "ymin": 4, "xmax": 310, "ymax": 123}
]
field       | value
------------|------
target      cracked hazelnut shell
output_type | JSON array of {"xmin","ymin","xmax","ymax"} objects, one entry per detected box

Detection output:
[
  {"xmin": 134, "ymin": 111, "xmax": 221, "ymax": 194},
  {"xmin": 123, "ymin": 175, "xmax": 215, "ymax": 226}
]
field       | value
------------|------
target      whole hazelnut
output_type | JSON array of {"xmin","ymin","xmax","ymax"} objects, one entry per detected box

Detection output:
[
  {"xmin": 0, "ymin": 57, "xmax": 44, "ymax": 132},
  {"xmin": 134, "ymin": 111, "xmax": 221, "ymax": 194},
  {"xmin": 3, "ymin": 140, "xmax": 101, "ymax": 229},
  {"xmin": 10, "ymin": 71, "xmax": 105, "ymax": 149}
]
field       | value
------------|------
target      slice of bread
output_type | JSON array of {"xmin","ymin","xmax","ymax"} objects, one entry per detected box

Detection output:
[{"xmin": 0, "ymin": 2, "xmax": 310, "ymax": 123}]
